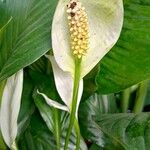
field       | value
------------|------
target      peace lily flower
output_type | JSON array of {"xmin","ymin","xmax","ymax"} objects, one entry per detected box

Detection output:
[
  {"xmin": 39, "ymin": 0, "xmax": 124, "ymax": 116},
  {"xmin": 38, "ymin": 55, "xmax": 83, "ymax": 116},
  {"xmin": 38, "ymin": 0, "xmax": 123, "ymax": 149},
  {"xmin": 52, "ymin": 0, "xmax": 123, "ymax": 78}
]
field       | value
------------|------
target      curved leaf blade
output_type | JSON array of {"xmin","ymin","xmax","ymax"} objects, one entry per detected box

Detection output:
[
  {"xmin": 0, "ymin": 131, "xmax": 7, "ymax": 150},
  {"xmin": 79, "ymin": 93, "xmax": 119, "ymax": 148},
  {"xmin": 34, "ymin": 93, "xmax": 87, "ymax": 150},
  {"xmin": 18, "ymin": 112, "xmax": 56, "ymax": 150},
  {"xmin": 17, "ymin": 74, "xmax": 35, "ymax": 137},
  {"xmin": 94, "ymin": 113, "xmax": 150, "ymax": 150},
  {"xmin": 97, "ymin": 0, "xmax": 150, "ymax": 94},
  {"xmin": 79, "ymin": 95, "xmax": 150, "ymax": 149},
  {"xmin": 0, "ymin": 0, "xmax": 58, "ymax": 82},
  {"xmin": 31, "ymin": 70, "xmax": 87, "ymax": 149}
]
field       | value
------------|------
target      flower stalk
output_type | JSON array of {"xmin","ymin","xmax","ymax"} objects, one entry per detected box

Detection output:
[
  {"xmin": 121, "ymin": 88, "xmax": 130, "ymax": 112},
  {"xmin": 64, "ymin": 58, "xmax": 81, "ymax": 150},
  {"xmin": 64, "ymin": 0, "xmax": 90, "ymax": 149},
  {"xmin": 133, "ymin": 81, "xmax": 148, "ymax": 113}
]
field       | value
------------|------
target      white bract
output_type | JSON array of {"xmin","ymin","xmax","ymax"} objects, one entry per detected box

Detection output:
[
  {"xmin": 52, "ymin": 0, "xmax": 124, "ymax": 78},
  {"xmin": 38, "ymin": 55, "xmax": 83, "ymax": 116},
  {"xmin": 0, "ymin": 70, "xmax": 23, "ymax": 149}
]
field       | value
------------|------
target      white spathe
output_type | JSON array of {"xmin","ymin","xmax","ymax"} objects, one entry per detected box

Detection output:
[
  {"xmin": 38, "ymin": 56, "xmax": 83, "ymax": 117},
  {"xmin": 37, "ymin": 90, "xmax": 69, "ymax": 112},
  {"xmin": 48, "ymin": 56, "xmax": 73, "ymax": 108},
  {"xmin": 0, "ymin": 70, "xmax": 23, "ymax": 148},
  {"xmin": 52, "ymin": 0, "xmax": 124, "ymax": 78}
]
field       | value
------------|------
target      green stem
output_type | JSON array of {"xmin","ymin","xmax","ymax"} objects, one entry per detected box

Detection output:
[
  {"xmin": 0, "ymin": 81, "xmax": 7, "ymax": 149},
  {"xmin": 0, "ymin": 80, "xmax": 6, "ymax": 106},
  {"xmin": 64, "ymin": 58, "xmax": 81, "ymax": 150},
  {"xmin": 54, "ymin": 110, "xmax": 61, "ymax": 150},
  {"xmin": 74, "ymin": 118, "xmax": 81, "ymax": 150},
  {"xmin": 133, "ymin": 81, "xmax": 148, "ymax": 113},
  {"xmin": 121, "ymin": 88, "xmax": 130, "ymax": 113},
  {"xmin": 11, "ymin": 141, "xmax": 18, "ymax": 150},
  {"xmin": 0, "ymin": 131, "xmax": 7, "ymax": 149}
]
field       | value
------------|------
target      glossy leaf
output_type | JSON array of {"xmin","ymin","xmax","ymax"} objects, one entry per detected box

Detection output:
[
  {"xmin": 29, "ymin": 69, "xmax": 65, "ymax": 132},
  {"xmin": 93, "ymin": 113, "xmax": 150, "ymax": 150},
  {"xmin": 52, "ymin": 0, "xmax": 123, "ymax": 78},
  {"xmin": 89, "ymin": 144, "xmax": 103, "ymax": 150},
  {"xmin": 17, "ymin": 73, "xmax": 35, "ymax": 137},
  {"xmin": 97, "ymin": 0, "xmax": 150, "ymax": 94},
  {"xmin": 79, "ymin": 94, "xmax": 150, "ymax": 149},
  {"xmin": 79, "ymin": 93, "xmax": 118, "ymax": 146},
  {"xmin": 29, "ymin": 56, "xmax": 49, "ymax": 74},
  {"xmin": 0, "ymin": 70, "xmax": 23, "ymax": 148},
  {"xmin": 144, "ymin": 81, "xmax": 150, "ymax": 107},
  {"xmin": 0, "ymin": 131, "xmax": 6, "ymax": 150},
  {"xmin": 0, "ymin": 0, "xmax": 58, "ymax": 82},
  {"xmin": 79, "ymin": 93, "xmax": 118, "ymax": 118},
  {"xmin": 18, "ymin": 112, "xmax": 56, "ymax": 150},
  {"xmin": 31, "ymin": 71, "xmax": 87, "ymax": 149},
  {"xmin": 34, "ymin": 93, "xmax": 87, "ymax": 150},
  {"xmin": 18, "ymin": 110, "xmax": 87, "ymax": 150},
  {"xmin": 82, "ymin": 64, "xmax": 99, "ymax": 101}
]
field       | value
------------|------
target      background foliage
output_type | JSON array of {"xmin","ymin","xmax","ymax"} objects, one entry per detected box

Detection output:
[{"xmin": 97, "ymin": 0, "xmax": 150, "ymax": 94}]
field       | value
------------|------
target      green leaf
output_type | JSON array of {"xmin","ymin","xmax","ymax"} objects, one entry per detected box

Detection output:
[
  {"xmin": 17, "ymin": 73, "xmax": 35, "ymax": 137},
  {"xmin": 28, "ymin": 69, "xmax": 60, "ymax": 102},
  {"xmin": 79, "ymin": 93, "xmax": 118, "ymax": 118},
  {"xmin": 31, "ymin": 70, "xmax": 87, "ymax": 149},
  {"xmin": 80, "ymin": 96, "xmax": 150, "ymax": 150},
  {"xmin": 19, "ymin": 111, "xmax": 87, "ymax": 150},
  {"xmin": 34, "ymin": 93, "xmax": 62, "ymax": 135},
  {"xmin": 89, "ymin": 144, "xmax": 103, "ymax": 150},
  {"xmin": 79, "ymin": 93, "xmax": 118, "ymax": 144},
  {"xmin": 0, "ymin": 0, "xmax": 58, "ymax": 82},
  {"xmin": 0, "ymin": 1, "xmax": 12, "ymax": 30},
  {"xmin": 93, "ymin": 113, "xmax": 150, "ymax": 150},
  {"xmin": 144, "ymin": 81, "xmax": 150, "ymax": 107},
  {"xmin": 29, "ymin": 56, "xmax": 49, "ymax": 74},
  {"xmin": 82, "ymin": 64, "xmax": 99, "ymax": 101},
  {"xmin": 34, "ymin": 94, "xmax": 87, "ymax": 150},
  {"xmin": 18, "ymin": 112, "xmax": 56, "ymax": 150},
  {"xmin": 97, "ymin": 0, "xmax": 150, "ymax": 94},
  {"xmin": 0, "ymin": 131, "xmax": 7, "ymax": 150}
]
